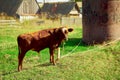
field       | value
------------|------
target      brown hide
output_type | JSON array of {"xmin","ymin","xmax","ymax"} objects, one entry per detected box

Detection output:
[{"xmin": 17, "ymin": 27, "xmax": 73, "ymax": 71}]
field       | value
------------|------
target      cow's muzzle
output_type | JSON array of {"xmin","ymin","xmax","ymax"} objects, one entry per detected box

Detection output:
[{"xmin": 64, "ymin": 36, "xmax": 68, "ymax": 41}]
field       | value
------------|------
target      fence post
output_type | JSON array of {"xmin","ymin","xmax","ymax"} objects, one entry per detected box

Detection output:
[{"xmin": 57, "ymin": 47, "xmax": 60, "ymax": 59}]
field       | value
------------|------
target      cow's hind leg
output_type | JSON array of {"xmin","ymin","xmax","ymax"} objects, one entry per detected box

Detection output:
[
  {"xmin": 49, "ymin": 48, "xmax": 55, "ymax": 65},
  {"xmin": 18, "ymin": 48, "xmax": 27, "ymax": 71}
]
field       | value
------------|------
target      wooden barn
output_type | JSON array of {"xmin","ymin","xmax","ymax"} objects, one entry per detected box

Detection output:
[
  {"xmin": 41, "ymin": 2, "xmax": 80, "ymax": 18},
  {"xmin": 0, "ymin": 0, "xmax": 41, "ymax": 21}
]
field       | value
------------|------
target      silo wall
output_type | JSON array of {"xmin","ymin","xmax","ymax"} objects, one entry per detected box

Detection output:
[{"xmin": 82, "ymin": 0, "xmax": 120, "ymax": 44}]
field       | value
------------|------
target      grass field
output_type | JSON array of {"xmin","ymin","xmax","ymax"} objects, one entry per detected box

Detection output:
[{"xmin": 0, "ymin": 19, "xmax": 120, "ymax": 80}]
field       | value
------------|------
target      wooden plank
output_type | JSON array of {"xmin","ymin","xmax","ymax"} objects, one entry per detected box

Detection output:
[
  {"xmin": 0, "ymin": 20, "xmax": 18, "ymax": 25},
  {"xmin": 0, "ymin": 20, "xmax": 16, "ymax": 22}
]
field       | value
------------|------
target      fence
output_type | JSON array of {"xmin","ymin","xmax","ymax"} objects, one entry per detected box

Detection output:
[
  {"xmin": 60, "ymin": 17, "xmax": 82, "ymax": 25},
  {"xmin": 0, "ymin": 20, "xmax": 18, "ymax": 25}
]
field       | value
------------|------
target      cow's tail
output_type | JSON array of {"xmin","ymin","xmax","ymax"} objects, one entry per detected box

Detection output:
[
  {"xmin": 17, "ymin": 36, "xmax": 21, "ymax": 57},
  {"xmin": 18, "ymin": 46, "xmax": 21, "ymax": 56}
]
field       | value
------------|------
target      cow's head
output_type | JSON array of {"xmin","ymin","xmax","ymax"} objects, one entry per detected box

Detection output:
[{"xmin": 55, "ymin": 27, "xmax": 73, "ymax": 41}]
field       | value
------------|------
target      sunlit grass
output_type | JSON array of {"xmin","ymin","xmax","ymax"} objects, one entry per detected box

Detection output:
[{"xmin": 0, "ymin": 19, "xmax": 86, "ymax": 74}]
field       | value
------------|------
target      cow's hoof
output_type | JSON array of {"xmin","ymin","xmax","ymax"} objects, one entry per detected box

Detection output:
[
  {"xmin": 18, "ymin": 68, "xmax": 21, "ymax": 72},
  {"xmin": 53, "ymin": 63, "xmax": 56, "ymax": 66},
  {"xmin": 18, "ymin": 66, "xmax": 22, "ymax": 72}
]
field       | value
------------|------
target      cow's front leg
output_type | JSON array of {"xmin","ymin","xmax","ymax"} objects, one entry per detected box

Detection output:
[{"xmin": 49, "ymin": 48, "xmax": 55, "ymax": 65}]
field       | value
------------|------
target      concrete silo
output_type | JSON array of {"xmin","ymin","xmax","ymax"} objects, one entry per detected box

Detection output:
[{"xmin": 82, "ymin": 0, "xmax": 120, "ymax": 44}]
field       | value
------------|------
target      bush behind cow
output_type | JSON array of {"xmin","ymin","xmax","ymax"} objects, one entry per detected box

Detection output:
[{"xmin": 17, "ymin": 27, "xmax": 73, "ymax": 71}]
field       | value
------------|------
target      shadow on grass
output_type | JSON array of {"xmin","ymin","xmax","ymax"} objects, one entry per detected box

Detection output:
[
  {"xmin": 34, "ymin": 62, "xmax": 54, "ymax": 68},
  {"xmin": 1, "ymin": 70, "xmax": 18, "ymax": 76},
  {"xmin": 1, "ymin": 63, "xmax": 52, "ymax": 76},
  {"xmin": 65, "ymin": 38, "xmax": 88, "ymax": 47}
]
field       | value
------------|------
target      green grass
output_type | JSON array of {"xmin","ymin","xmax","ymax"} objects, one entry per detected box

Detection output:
[{"xmin": 0, "ymin": 20, "xmax": 120, "ymax": 80}]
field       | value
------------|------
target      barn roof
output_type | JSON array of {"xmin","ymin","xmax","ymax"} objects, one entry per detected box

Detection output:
[
  {"xmin": 41, "ymin": 2, "xmax": 80, "ymax": 15},
  {"xmin": 0, "ymin": 0, "xmax": 41, "ymax": 16},
  {"xmin": 0, "ymin": 0, "xmax": 22, "ymax": 16}
]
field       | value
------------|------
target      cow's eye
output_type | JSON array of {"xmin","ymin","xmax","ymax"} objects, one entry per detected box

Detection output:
[{"xmin": 64, "ymin": 30, "xmax": 68, "ymax": 34}]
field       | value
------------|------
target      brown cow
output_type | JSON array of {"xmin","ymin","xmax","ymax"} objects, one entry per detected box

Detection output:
[{"xmin": 17, "ymin": 27, "xmax": 73, "ymax": 71}]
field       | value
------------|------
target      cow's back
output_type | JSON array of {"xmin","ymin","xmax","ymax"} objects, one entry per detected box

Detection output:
[
  {"xmin": 17, "ymin": 34, "xmax": 33, "ymax": 50},
  {"xmin": 17, "ymin": 28, "xmax": 56, "ymax": 52}
]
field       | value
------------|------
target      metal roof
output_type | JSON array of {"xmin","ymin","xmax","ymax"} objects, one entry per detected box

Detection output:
[{"xmin": 41, "ymin": 2, "xmax": 80, "ymax": 15}]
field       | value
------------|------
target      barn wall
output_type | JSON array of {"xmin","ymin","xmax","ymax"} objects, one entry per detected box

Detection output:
[
  {"xmin": 17, "ymin": 0, "xmax": 40, "ymax": 15},
  {"xmin": 83, "ymin": 0, "xmax": 120, "ymax": 44}
]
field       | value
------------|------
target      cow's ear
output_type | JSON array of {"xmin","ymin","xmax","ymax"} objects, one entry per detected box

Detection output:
[
  {"xmin": 68, "ymin": 28, "xmax": 73, "ymax": 32},
  {"xmin": 54, "ymin": 28, "xmax": 59, "ymax": 33},
  {"xmin": 48, "ymin": 30, "xmax": 54, "ymax": 35}
]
